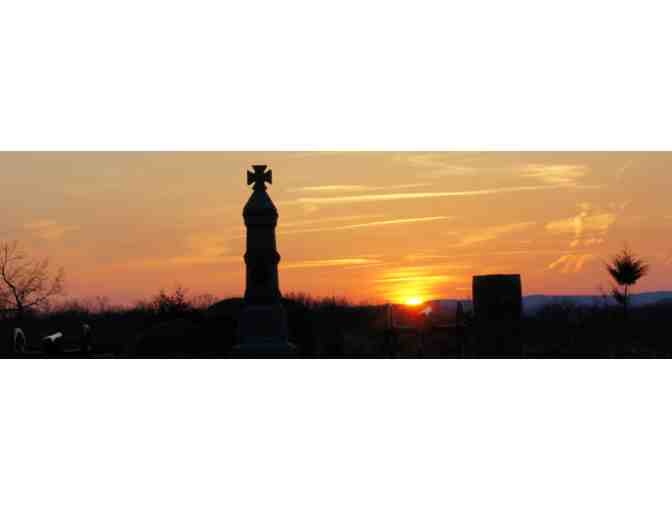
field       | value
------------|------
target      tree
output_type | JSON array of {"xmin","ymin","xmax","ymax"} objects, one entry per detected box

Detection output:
[
  {"xmin": 149, "ymin": 286, "xmax": 192, "ymax": 318},
  {"xmin": 189, "ymin": 293, "xmax": 219, "ymax": 310},
  {"xmin": 606, "ymin": 248, "xmax": 649, "ymax": 319},
  {"xmin": 0, "ymin": 241, "xmax": 65, "ymax": 319}
]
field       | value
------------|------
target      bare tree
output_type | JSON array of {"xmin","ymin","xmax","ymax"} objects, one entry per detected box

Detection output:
[
  {"xmin": 0, "ymin": 286, "xmax": 11, "ymax": 320},
  {"xmin": 149, "ymin": 285, "xmax": 192, "ymax": 317},
  {"xmin": 0, "ymin": 241, "xmax": 65, "ymax": 318}
]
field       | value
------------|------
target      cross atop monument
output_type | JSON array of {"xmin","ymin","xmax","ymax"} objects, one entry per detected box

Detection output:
[{"xmin": 247, "ymin": 164, "xmax": 273, "ymax": 191}]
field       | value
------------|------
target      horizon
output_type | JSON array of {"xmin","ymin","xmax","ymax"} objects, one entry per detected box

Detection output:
[{"xmin": 2, "ymin": 151, "xmax": 671, "ymax": 306}]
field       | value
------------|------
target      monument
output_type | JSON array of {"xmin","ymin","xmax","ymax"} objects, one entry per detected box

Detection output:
[
  {"xmin": 472, "ymin": 274, "xmax": 522, "ymax": 321},
  {"xmin": 235, "ymin": 165, "xmax": 294, "ymax": 355},
  {"xmin": 472, "ymin": 274, "xmax": 522, "ymax": 355}
]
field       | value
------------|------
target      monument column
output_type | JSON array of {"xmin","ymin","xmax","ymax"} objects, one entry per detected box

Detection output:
[{"xmin": 235, "ymin": 165, "xmax": 293, "ymax": 354}]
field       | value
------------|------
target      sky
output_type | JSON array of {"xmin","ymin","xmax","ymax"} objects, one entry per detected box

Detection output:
[{"xmin": 1, "ymin": 152, "xmax": 671, "ymax": 306}]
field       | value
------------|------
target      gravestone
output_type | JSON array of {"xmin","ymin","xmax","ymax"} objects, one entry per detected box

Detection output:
[{"xmin": 234, "ymin": 165, "xmax": 294, "ymax": 355}]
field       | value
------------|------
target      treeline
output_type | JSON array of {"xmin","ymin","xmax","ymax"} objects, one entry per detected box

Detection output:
[
  {"xmin": 0, "ymin": 287, "xmax": 385, "ymax": 357},
  {"xmin": 4, "ymin": 286, "xmax": 672, "ymax": 357}
]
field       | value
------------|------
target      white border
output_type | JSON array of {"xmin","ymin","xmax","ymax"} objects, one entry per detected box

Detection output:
[
  {"xmin": 1, "ymin": 1, "xmax": 671, "ymax": 150},
  {"xmin": 2, "ymin": 1, "xmax": 672, "ymax": 509}
]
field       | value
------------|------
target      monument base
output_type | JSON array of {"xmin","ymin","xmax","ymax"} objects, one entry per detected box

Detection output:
[{"xmin": 234, "ymin": 304, "xmax": 296, "ymax": 356}]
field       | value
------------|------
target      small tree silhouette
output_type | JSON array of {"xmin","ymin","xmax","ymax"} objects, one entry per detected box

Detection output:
[
  {"xmin": 606, "ymin": 248, "xmax": 649, "ymax": 319},
  {"xmin": 150, "ymin": 286, "xmax": 192, "ymax": 318}
]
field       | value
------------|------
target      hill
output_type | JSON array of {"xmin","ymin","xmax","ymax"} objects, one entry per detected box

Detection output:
[{"xmin": 436, "ymin": 291, "xmax": 672, "ymax": 316}]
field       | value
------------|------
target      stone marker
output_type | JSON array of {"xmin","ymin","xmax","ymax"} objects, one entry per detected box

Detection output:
[
  {"xmin": 234, "ymin": 165, "xmax": 294, "ymax": 355},
  {"xmin": 472, "ymin": 274, "xmax": 522, "ymax": 321},
  {"xmin": 472, "ymin": 274, "xmax": 522, "ymax": 355}
]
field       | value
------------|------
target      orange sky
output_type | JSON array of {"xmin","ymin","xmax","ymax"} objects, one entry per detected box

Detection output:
[{"xmin": 2, "ymin": 152, "xmax": 671, "ymax": 305}]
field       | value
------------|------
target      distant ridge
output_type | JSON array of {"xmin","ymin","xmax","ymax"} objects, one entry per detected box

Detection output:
[{"xmin": 434, "ymin": 291, "xmax": 672, "ymax": 316}]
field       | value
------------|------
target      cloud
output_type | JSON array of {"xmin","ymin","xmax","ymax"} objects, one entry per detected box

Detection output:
[
  {"xmin": 546, "ymin": 203, "xmax": 616, "ymax": 248},
  {"xmin": 283, "ymin": 258, "xmax": 382, "ymax": 270},
  {"xmin": 377, "ymin": 264, "xmax": 471, "ymax": 281},
  {"xmin": 521, "ymin": 164, "xmax": 589, "ymax": 185},
  {"xmin": 127, "ymin": 234, "xmax": 241, "ymax": 268},
  {"xmin": 184, "ymin": 234, "xmax": 237, "ymax": 258},
  {"xmin": 374, "ymin": 274, "xmax": 454, "ymax": 284},
  {"xmin": 616, "ymin": 160, "xmax": 633, "ymax": 181},
  {"xmin": 280, "ymin": 214, "xmax": 386, "ymax": 229},
  {"xmin": 126, "ymin": 253, "xmax": 242, "ymax": 269},
  {"xmin": 159, "ymin": 255, "xmax": 241, "ymax": 267},
  {"xmin": 569, "ymin": 237, "xmax": 604, "ymax": 248},
  {"xmin": 457, "ymin": 222, "xmax": 537, "ymax": 247},
  {"xmin": 396, "ymin": 154, "xmax": 479, "ymax": 177},
  {"xmin": 289, "ymin": 185, "xmax": 370, "ymax": 193},
  {"xmin": 288, "ymin": 183, "xmax": 431, "ymax": 193},
  {"xmin": 403, "ymin": 253, "xmax": 453, "ymax": 262},
  {"xmin": 547, "ymin": 254, "xmax": 596, "ymax": 273},
  {"xmin": 279, "ymin": 216, "xmax": 452, "ymax": 236},
  {"xmin": 301, "ymin": 203, "xmax": 320, "ymax": 215},
  {"xmin": 25, "ymin": 220, "xmax": 80, "ymax": 240},
  {"xmin": 294, "ymin": 184, "xmax": 591, "ymax": 205}
]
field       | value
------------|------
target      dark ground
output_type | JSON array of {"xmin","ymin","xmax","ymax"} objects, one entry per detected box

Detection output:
[{"xmin": 2, "ymin": 297, "xmax": 671, "ymax": 358}]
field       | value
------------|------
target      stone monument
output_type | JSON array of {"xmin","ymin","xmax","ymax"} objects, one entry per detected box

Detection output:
[
  {"xmin": 234, "ymin": 165, "xmax": 294, "ymax": 355},
  {"xmin": 472, "ymin": 274, "xmax": 522, "ymax": 355},
  {"xmin": 472, "ymin": 274, "xmax": 522, "ymax": 321}
]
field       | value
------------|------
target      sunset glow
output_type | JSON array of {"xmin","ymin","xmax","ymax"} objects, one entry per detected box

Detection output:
[{"xmin": 2, "ymin": 152, "xmax": 671, "ymax": 307}]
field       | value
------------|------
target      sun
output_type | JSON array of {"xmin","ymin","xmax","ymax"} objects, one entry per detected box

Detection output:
[{"xmin": 405, "ymin": 297, "xmax": 423, "ymax": 306}]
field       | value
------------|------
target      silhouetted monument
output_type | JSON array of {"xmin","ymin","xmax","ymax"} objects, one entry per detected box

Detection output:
[
  {"xmin": 235, "ymin": 165, "xmax": 293, "ymax": 354},
  {"xmin": 472, "ymin": 274, "xmax": 522, "ymax": 354},
  {"xmin": 473, "ymin": 274, "xmax": 522, "ymax": 321}
]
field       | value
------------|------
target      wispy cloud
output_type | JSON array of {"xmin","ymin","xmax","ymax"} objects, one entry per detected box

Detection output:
[
  {"xmin": 547, "ymin": 253, "xmax": 596, "ymax": 273},
  {"xmin": 521, "ymin": 164, "xmax": 589, "ymax": 185},
  {"xmin": 396, "ymin": 154, "xmax": 480, "ymax": 177},
  {"xmin": 405, "ymin": 248, "xmax": 582, "ymax": 261},
  {"xmin": 457, "ymin": 222, "xmax": 537, "ymax": 247},
  {"xmin": 294, "ymin": 184, "xmax": 591, "ymax": 205},
  {"xmin": 383, "ymin": 264, "xmax": 472, "ymax": 280},
  {"xmin": 279, "ymin": 216, "xmax": 452, "ymax": 236},
  {"xmin": 616, "ymin": 160, "xmax": 633, "ymax": 181},
  {"xmin": 127, "ymin": 234, "xmax": 241, "ymax": 268},
  {"xmin": 283, "ymin": 258, "xmax": 382, "ymax": 269},
  {"xmin": 374, "ymin": 274, "xmax": 454, "ymax": 284},
  {"xmin": 289, "ymin": 185, "xmax": 370, "ymax": 193},
  {"xmin": 288, "ymin": 183, "xmax": 431, "ymax": 193},
  {"xmin": 279, "ymin": 214, "xmax": 386, "ymax": 229},
  {"xmin": 403, "ymin": 253, "xmax": 454, "ymax": 262},
  {"xmin": 25, "ymin": 220, "xmax": 80, "ymax": 240},
  {"xmin": 546, "ymin": 203, "xmax": 617, "ymax": 248},
  {"xmin": 122, "ymin": 254, "xmax": 242, "ymax": 269}
]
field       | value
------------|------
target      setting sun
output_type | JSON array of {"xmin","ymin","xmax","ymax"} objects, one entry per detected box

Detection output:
[{"xmin": 405, "ymin": 297, "xmax": 423, "ymax": 306}]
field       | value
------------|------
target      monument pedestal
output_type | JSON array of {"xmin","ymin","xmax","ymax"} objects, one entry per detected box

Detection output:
[{"xmin": 234, "ymin": 304, "xmax": 296, "ymax": 355}]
